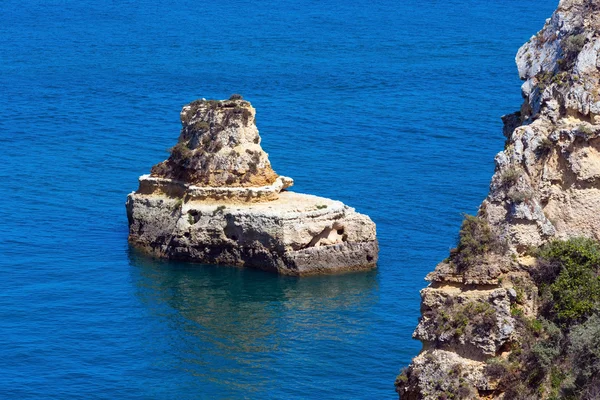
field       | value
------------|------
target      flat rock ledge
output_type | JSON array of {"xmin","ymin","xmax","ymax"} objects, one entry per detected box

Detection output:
[
  {"xmin": 137, "ymin": 174, "xmax": 294, "ymax": 203},
  {"xmin": 126, "ymin": 96, "xmax": 378, "ymax": 275}
]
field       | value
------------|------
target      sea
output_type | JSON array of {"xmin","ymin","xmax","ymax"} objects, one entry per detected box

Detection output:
[{"xmin": 1, "ymin": 0, "xmax": 558, "ymax": 398}]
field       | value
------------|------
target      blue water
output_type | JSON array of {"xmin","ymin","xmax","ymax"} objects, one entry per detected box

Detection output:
[{"xmin": 1, "ymin": 1, "xmax": 557, "ymax": 398}]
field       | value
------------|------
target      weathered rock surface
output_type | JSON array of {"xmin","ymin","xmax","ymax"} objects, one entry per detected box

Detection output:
[
  {"xmin": 397, "ymin": 350, "xmax": 488, "ymax": 400},
  {"xmin": 413, "ymin": 286, "xmax": 515, "ymax": 361},
  {"xmin": 127, "ymin": 96, "xmax": 378, "ymax": 275},
  {"xmin": 150, "ymin": 98, "xmax": 278, "ymax": 188},
  {"xmin": 397, "ymin": 1, "xmax": 600, "ymax": 398}
]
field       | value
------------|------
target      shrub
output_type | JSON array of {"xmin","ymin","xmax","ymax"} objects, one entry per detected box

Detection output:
[
  {"xmin": 193, "ymin": 121, "xmax": 210, "ymax": 131},
  {"xmin": 550, "ymin": 264, "xmax": 600, "ymax": 323},
  {"xmin": 559, "ymin": 34, "xmax": 586, "ymax": 72},
  {"xmin": 536, "ymin": 70, "xmax": 555, "ymax": 90},
  {"xmin": 487, "ymin": 316, "xmax": 565, "ymax": 396},
  {"xmin": 395, "ymin": 365, "xmax": 419, "ymax": 395},
  {"xmin": 511, "ymin": 305, "xmax": 524, "ymax": 317},
  {"xmin": 530, "ymin": 342, "xmax": 561, "ymax": 372},
  {"xmin": 552, "ymin": 71, "xmax": 569, "ymax": 86},
  {"xmin": 170, "ymin": 141, "xmax": 193, "ymax": 165},
  {"xmin": 562, "ymin": 34, "xmax": 586, "ymax": 56},
  {"xmin": 535, "ymin": 238, "xmax": 600, "ymax": 325},
  {"xmin": 557, "ymin": 58, "xmax": 568, "ymax": 70},
  {"xmin": 499, "ymin": 166, "xmax": 521, "ymax": 188},
  {"xmin": 484, "ymin": 358, "xmax": 509, "ymax": 380},
  {"xmin": 580, "ymin": 375, "xmax": 600, "ymax": 399},
  {"xmin": 229, "ymin": 94, "xmax": 243, "ymax": 100},
  {"xmin": 569, "ymin": 314, "xmax": 600, "ymax": 383},
  {"xmin": 395, "ymin": 368, "xmax": 409, "ymax": 385},
  {"xmin": 449, "ymin": 215, "xmax": 507, "ymax": 270},
  {"xmin": 502, "ymin": 382, "xmax": 530, "ymax": 400},
  {"xmin": 527, "ymin": 318, "xmax": 543, "ymax": 334}
]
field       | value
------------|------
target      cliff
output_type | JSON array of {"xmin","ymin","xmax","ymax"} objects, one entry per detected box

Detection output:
[
  {"xmin": 126, "ymin": 96, "xmax": 378, "ymax": 275},
  {"xmin": 397, "ymin": 1, "xmax": 600, "ymax": 398}
]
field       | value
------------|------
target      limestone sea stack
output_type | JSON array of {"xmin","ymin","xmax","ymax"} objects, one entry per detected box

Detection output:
[
  {"xmin": 397, "ymin": 1, "xmax": 600, "ymax": 399},
  {"xmin": 126, "ymin": 96, "xmax": 378, "ymax": 275}
]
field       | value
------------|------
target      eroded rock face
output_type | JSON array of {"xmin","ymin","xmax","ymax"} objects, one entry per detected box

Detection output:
[
  {"xmin": 481, "ymin": 0, "xmax": 600, "ymax": 252},
  {"xmin": 413, "ymin": 287, "xmax": 514, "ymax": 361},
  {"xmin": 126, "ymin": 191, "xmax": 378, "ymax": 275},
  {"xmin": 150, "ymin": 98, "xmax": 279, "ymax": 187},
  {"xmin": 397, "ymin": 1, "xmax": 600, "ymax": 398},
  {"xmin": 397, "ymin": 350, "xmax": 487, "ymax": 400},
  {"xmin": 127, "ymin": 96, "xmax": 378, "ymax": 275}
]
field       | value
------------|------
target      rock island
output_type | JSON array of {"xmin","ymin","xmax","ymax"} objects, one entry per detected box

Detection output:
[{"xmin": 126, "ymin": 96, "xmax": 378, "ymax": 275}]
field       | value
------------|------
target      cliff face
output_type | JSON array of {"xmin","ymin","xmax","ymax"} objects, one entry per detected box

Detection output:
[
  {"xmin": 127, "ymin": 96, "xmax": 378, "ymax": 275},
  {"xmin": 397, "ymin": 1, "xmax": 600, "ymax": 398},
  {"xmin": 489, "ymin": 0, "xmax": 600, "ymax": 250}
]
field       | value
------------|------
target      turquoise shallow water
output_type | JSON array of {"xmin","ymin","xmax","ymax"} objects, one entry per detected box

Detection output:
[{"xmin": 1, "ymin": 0, "xmax": 557, "ymax": 398}]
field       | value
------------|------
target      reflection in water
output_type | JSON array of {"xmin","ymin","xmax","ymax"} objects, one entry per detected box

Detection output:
[{"xmin": 128, "ymin": 249, "xmax": 378, "ymax": 396}]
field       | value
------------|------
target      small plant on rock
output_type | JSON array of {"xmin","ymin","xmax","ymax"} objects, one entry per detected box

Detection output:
[
  {"xmin": 395, "ymin": 368, "xmax": 409, "ymax": 385},
  {"xmin": 173, "ymin": 197, "xmax": 183, "ymax": 210},
  {"xmin": 578, "ymin": 123, "xmax": 594, "ymax": 136},
  {"xmin": 212, "ymin": 205, "xmax": 227, "ymax": 216},
  {"xmin": 552, "ymin": 71, "xmax": 569, "ymax": 86},
  {"xmin": 559, "ymin": 34, "xmax": 586, "ymax": 71},
  {"xmin": 499, "ymin": 166, "xmax": 521, "ymax": 188},
  {"xmin": 562, "ymin": 34, "xmax": 586, "ymax": 56},
  {"xmin": 536, "ymin": 70, "xmax": 555, "ymax": 90},
  {"xmin": 193, "ymin": 121, "xmax": 210, "ymax": 131},
  {"xmin": 170, "ymin": 141, "xmax": 193, "ymax": 165},
  {"xmin": 449, "ymin": 214, "xmax": 507, "ymax": 271}
]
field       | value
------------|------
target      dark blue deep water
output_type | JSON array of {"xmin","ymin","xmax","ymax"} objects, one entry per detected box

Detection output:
[{"xmin": 1, "ymin": 1, "xmax": 557, "ymax": 398}]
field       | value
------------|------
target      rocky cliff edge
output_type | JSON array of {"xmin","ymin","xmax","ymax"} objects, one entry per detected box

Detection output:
[{"xmin": 397, "ymin": 1, "xmax": 600, "ymax": 398}]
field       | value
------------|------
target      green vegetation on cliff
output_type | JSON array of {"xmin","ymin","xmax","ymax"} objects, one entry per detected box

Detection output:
[
  {"xmin": 449, "ymin": 214, "xmax": 507, "ymax": 271},
  {"xmin": 490, "ymin": 238, "xmax": 600, "ymax": 399}
]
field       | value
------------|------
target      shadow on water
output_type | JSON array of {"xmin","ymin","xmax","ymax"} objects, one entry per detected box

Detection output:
[{"xmin": 127, "ymin": 247, "xmax": 379, "ymax": 395}]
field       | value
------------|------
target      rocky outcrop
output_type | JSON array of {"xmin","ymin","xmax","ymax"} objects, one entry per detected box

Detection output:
[
  {"xmin": 150, "ymin": 98, "xmax": 278, "ymax": 188},
  {"xmin": 397, "ymin": 1, "xmax": 600, "ymax": 398},
  {"xmin": 126, "ymin": 96, "xmax": 378, "ymax": 275}
]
